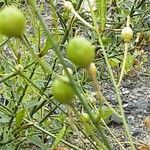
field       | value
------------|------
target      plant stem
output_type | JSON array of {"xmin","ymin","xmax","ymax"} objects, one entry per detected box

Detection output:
[
  {"xmin": 38, "ymin": 104, "xmax": 61, "ymax": 124},
  {"xmin": 117, "ymin": 43, "xmax": 129, "ymax": 87},
  {"xmin": 30, "ymin": 58, "xmax": 57, "ymax": 117},
  {"xmin": 8, "ymin": 64, "xmax": 37, "ymax": 129},
  {"xmin": 0, "ymin": 103, "xmax": 14, "ymax": 116},
  {"xmin": 0, "ymin": 72, "xmax": 18, "ymax": 83},
  {"xmin": 98, "ymin": 36, "xmax": 136, "ymax": 150},
  {"xmin": 23, "ymin": 118, "xmax": 82, "ymax": 150},
  {"xmin": 70, "ymin": 104, "xmax": 108, "ymax": 150},
  {"xmin": 19, "ymin": 73, "xmax": 66, "ymax": 114},
  {"xmin": 20, "ymin": 36, "xmax": 52, "ymax": 74},
  {"xmin": 101, "ymin": 119, "xmax": 126, "ymax": 150}
]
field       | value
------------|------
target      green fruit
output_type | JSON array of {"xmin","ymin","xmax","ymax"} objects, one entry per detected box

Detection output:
[
  {"xmin": 0, "ymin": 6, "xmax": 25, "ymax": 37},
  {"xmin": 67, "ymin": 37, "xmax": 95, "ymax": 68},
  {"xmin": 52, "ymin": 76, "xmax": 75, "ymax": 104},
  {"xmin": 80, "ymin": 113, "xmax": 90, "ymax": 122}
]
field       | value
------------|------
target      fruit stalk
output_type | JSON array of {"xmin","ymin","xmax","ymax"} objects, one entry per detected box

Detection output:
[
  {"xmin": 117, "ymin": 43, "xmax": 129, "ymax": 87},
  {"xmin": 98, "ymin": 36, "xmax": 136, "ymax": 150},
  {"xmin": 118, "ymin": 16, "xmax": 133, "ymax": 87}
]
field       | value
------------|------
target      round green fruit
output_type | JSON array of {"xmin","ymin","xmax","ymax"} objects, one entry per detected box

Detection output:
[
  {"xmin": 67, "ymin": 37, "xmax": 95, "ymax": 68},
  {"xmin": 0, "ymin": 6, "xmax": 25, "ymax": 37},
  {"xmin": 80, "ymin": 113, "xmax": 90, "ymax": 122},
  {"xmin": 52, "ymin": 76, "xmax": 75, "ymax": 104}
]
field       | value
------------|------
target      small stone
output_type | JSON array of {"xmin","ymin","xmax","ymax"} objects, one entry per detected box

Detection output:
[
  {"xmin": 132, "ymin": 128, "xmax": 142, "ymax": 136},
  {"xmin": 136, "ymin": 100, "xmax": 148, "ymax": 110},
  {"xmin": 127, "ymin": 115, "xmax": 135, "ymax": 125}
]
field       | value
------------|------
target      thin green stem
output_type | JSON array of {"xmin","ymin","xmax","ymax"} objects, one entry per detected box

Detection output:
[
  {"xmin": 0, "ymin": 103, "xmax": 14, "ymax": 116},
  {"xmin": 117, "ymin": 43, "xmax": 129, "ymax": 87},
  {"xmin": 70, "ymin": 104, "xmax": 108, "ymax": 150},
  {"xmin": 98, "ymin": 36, "xmax": 136, "ymax": 150},
  {"xmin": 8, "ymin": 64, "xmax": 37, "ymax": 129},
  {"xmin": 38, "ymin": 104, "xmax": 61, "ymax": 124},
  {"xmin": 19, "ymin": 73, "xmax": 66, "ymax": 114},
  {"xmin": 30, "ymin": 58, "xmax": 57, "ymax": 117},
  {"xmin": 101, "ymin": 119, "xmax": 126, "ymax": 150},
  {"xmin": 0, "ymin": 38, "xmax": 10, "ymax": 47},
  {"xmin": 23, "ymin": 118, "xmax": 82, "ymax": 150},
  {"xmin": 0, "ymin": 72, "xmax": 18, "ymax": 83},
  {"xmin": 20, "ymin": 36, "xmax": 52, "ymax": 74},
  {"xmin": 60, "ymin": 0, "xmax": 84, "ymax": 46}
]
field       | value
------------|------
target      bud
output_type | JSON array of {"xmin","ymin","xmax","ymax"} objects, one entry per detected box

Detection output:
[
  {"xmin": 80, "ymin": 113, "xmax": 90, "ymax": 122},
  {"xmin": 62, "ymin": 67, "xmax": 73, "ymax": 76},
  {"xmin": 87, "ymin": 63, "xmax": 97, "ymax": 78},
  {"xmin": 64, "ymin": 1, "xmax": 73, "ymax": 10},
  {"xmin": 121, "ymin": 26, "xmax": 133, "ymax": 42},
  {"xmin": 15, "ymin": 64, "xmax": 24, "ymax": 72}
]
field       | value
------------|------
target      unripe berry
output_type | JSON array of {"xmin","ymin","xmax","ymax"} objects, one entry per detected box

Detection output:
[
  {"xmin": 67, "ymin": 37, "xmax": 95, "ymax": 68},
  {"xmin": 0, "ymin": 6, "xmax": 25, "ymax": 37},
  {"xmin": 121, "ymin": 26, "xmax": 133, "ymax": 42},
  {"xmin": 80, "ymin": 113, "xmax": 90, "ymax": 122},
  {"xmin": 52, "ymin": 76, "xmax": 75, "ymax": 104}
]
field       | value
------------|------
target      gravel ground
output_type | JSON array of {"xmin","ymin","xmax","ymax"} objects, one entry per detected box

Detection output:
[{"xmin": 105, "ymin": 75, "xmax": 150, "ymax": 148}]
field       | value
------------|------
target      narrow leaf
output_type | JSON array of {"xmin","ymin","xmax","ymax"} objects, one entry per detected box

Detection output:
[
  {"xmin": 50, "ymin": 126, "xmax": 66, "ymax": 150},
  {"xmin": 40, "ymin": 38, "xmax": 52, "ymax": 57},
  {"xmin": 28, "ymin": 136, "xmax": 49, "ymax": 149},
  {"xmin": 16, "ymin": 109, "xmax": 25, "ymax": 127}
]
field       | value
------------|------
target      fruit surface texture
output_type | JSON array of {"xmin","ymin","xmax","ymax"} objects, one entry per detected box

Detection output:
[
  {"xmin": 67, "ymin": 37, "xmax": 95, "ymax": 68},
  {"xmin": 0, "ymin": 6, "xmax": 25, "ymax": 37},
  {"xmin": 52, "ymin": 76, "xmax": 75, "ymax": 104}
]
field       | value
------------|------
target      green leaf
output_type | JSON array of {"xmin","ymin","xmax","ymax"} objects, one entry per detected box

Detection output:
[
  {"xmin": 96, "ymin": 106, "xmax": 113, "ymax": 123},
  {"xmin": 122, "ymin": 53, "xmax": 135, "ymax": 73},
  {"xmin": 50, "ymin": 126, "xmax": 66, "ymax": 150},
  {"xmin": 1, "ymin": 145, "xmax": 12, "ymax": 150},
  {"xmin": 23, "ymin": 99, "xmax": 39, "ymax": 109},
  {"xmin": 108, "ymin": 58, "xmax": 120, "ymax": 68},
  {"xmin": 16, "ymin": 109, "xmax": 25, "ymax": 127},
  {"xmin": 27, "ymin": 0, "xmax": 36, "ymax": 8},
  {"xmin": 40, "ymin": 38, "xmax": 52, "ymax": 57},
  {"xmin": 102, "ymin": 37, "xmax": 111, "ymax": 45},
  {"xmin": 0, "ymin": 113, "xmax": 9, "ymax": 123},
  {"xmin": 28, "ymin": 136, "xmax": 49, "ymax": 150},
  {"xmin": 100, "ymin": 107, "xmax": 113, "ymax": 120}
]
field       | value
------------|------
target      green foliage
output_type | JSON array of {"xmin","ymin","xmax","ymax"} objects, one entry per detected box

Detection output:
[
  {"xmin": 0, "ymin": 0, "xmax": 149, "ymax": 149},
  {"xmin": 28, "ymin": 136, "xmax": 49, "ymax": 149},
  {"xmin": 50, "ymin": 126, "xmax": 66, "ymax": 150},
  {"xmin": 16, "ymin": 109, "xmax": 25, "ymax": 127}
]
